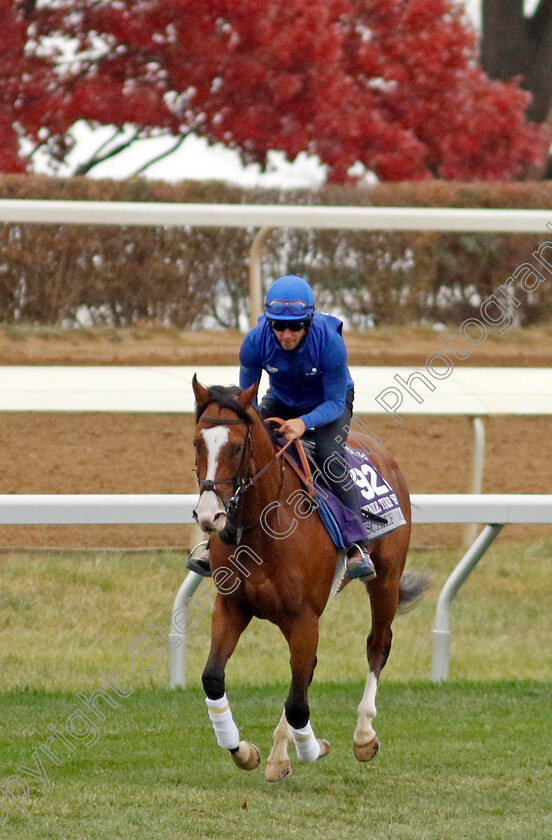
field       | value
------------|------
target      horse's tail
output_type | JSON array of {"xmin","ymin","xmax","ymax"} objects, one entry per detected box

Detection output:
[{"xmin": 397, "ymin": 571, "xmax": 430, "ymax": 614}]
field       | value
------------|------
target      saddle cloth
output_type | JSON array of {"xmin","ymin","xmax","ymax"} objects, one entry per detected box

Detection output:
[
  {"xmin": 344, "ymin": 442, "xmax": 407, "ymax": 540},
  {"xmin": 285, "ymin": 440, "xmax": 407, "ymax": 549}
]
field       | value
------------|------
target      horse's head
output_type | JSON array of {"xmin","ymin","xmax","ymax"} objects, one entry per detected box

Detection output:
[{"xmin": 191, "ymin": 375, "xmax": 258, "ymax": 533}]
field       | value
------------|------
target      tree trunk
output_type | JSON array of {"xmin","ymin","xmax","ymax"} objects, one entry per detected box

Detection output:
[
  {"xmin": 481, "ymin": 0, "xmax": 552, "ymax": 176},
  {"xmin": 22, "ymin": 0, "xmax": 37, "ymax": 18},
  {"xmin": 481, "ymin": 0, "xmax": 528, "ymax": 81},
  {"xmin": 481, "ymin": 0, "xmax": 552, "ymax": 120},
  {"xmin": 525, "ymin": 0, "xmax": 552, "ymax": 122}
]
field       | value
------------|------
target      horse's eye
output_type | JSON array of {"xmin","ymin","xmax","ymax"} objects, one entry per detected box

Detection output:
[{"xmin": 229, "ymin": 443, "xmax": 243, "ymax": 456}]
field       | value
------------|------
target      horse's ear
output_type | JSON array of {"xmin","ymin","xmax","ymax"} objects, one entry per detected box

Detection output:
[
  {"xmin": 237, "ymin": 381, "xmax": 258, "ymax": 409},
  {"xmin": 192, "ymin": 374, "xmax": 211, "ymax": 410}
]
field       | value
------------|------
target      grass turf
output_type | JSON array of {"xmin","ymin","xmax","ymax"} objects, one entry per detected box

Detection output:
[
  {"xmin": 1, "ymin": 539, "xmax": 551, "ymax": 692},
  {"xmin": 1, "ymin": 682, "xmax": 551, "ymax": 840},
  {"xmin": 1, "ymin": 540, "xmax": 551, "ymax": 837}
]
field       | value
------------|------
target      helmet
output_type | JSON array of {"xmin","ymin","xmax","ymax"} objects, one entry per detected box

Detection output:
[{"xmin": 264, "ymin": 275, "xmax": 315, "ymax": 322}]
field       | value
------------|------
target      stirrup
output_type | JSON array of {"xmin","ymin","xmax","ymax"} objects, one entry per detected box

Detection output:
[
  {"xmin": 186, "ymin": 541, "xmax": 212, "ymax": 577},
  {"xmin": 345, "ymin": 544, "xmax": 377, "ymax": 582}
]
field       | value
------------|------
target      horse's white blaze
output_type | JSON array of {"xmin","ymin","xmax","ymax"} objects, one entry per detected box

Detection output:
[
  {"xmin": 354, "ymin": 671, "xmax": 378, "ymax": 746},
  {"xmin": 194, "ymin": 426, "xmax": 229, "ymax": 529},
  {"xmin": 203, "ymin": 426, "xmax": 229, "ymax": 480}
]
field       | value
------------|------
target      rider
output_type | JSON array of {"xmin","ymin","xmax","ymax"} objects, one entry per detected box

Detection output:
[{"xmin": 187, "ymin": 274, "xmax": 376, "ymax": 582}]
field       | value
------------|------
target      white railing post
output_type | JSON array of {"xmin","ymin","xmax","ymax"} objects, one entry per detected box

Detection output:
[
  {"xmin": 249, "ymin": 226, "xmax": 274, "ymax": 328},
  {"xmin": 168, "ymin": 572, "xmax": 204, "ymax": 689},
  {"xmin": 431, "ymin": 523, "xmax": 504, "ymax": 682},
  {"xmin": 464, "ymin": 416, "xmax": 486, "ymax": 545}
]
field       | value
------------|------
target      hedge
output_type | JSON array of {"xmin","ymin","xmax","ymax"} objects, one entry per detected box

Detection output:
[{"xmin": 1, "ymin": 176, "xmax": 551, "ymax": 327}]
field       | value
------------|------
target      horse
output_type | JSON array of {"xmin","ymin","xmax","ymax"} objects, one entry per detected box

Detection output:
[{"xmin": 191, "ymin": 375, "xmax": 425, "ymax": 781}]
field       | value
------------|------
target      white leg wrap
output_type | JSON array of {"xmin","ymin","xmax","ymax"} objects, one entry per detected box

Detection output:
[
  {"xmin": 205, "ymin": 694, "xmax": 240, "ymax": 750},
  {"xmin": 290, "ymin": 721, "xmax": 321, "ymax": 763}
]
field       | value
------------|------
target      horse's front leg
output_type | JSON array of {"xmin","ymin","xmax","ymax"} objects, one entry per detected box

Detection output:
[
  {"xmin": 265, "ymin": 708, "xmax": 293, "ymax": 781},
  {"xmin": 202, "ymin": 597, "xmax": 259, "ymax": 771},
  {"xmin": 267, "ymin": 611, "xmax": 330, "ymax": 780}
]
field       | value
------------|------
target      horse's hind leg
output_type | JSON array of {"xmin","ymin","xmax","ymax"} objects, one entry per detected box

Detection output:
[
  {"xmin": 353, "ymin": 662, "xmax": 381, "ymax": 761},
  {"xmin": 353, "ymin": 567, "xmax": 401, "ymax": 762},
  {"xmin": 202, "ymin": 597, "xmax": 260, "ymax": 771}
]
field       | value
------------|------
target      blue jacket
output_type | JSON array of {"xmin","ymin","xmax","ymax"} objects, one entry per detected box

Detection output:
[{"xmin": 239, "ymin": 312, "xmax": 354, "ymax": 429}]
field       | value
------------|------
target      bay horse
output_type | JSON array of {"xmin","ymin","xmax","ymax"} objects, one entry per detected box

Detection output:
[{"xmin": 191, "ymin": 375, "xmax": 424, "ymax": 781}]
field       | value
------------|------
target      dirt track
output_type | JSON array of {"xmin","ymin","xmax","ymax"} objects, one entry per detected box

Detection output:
[{"xmin": 1, "ymin": 326, "xmax": 551, "ymax": 549}]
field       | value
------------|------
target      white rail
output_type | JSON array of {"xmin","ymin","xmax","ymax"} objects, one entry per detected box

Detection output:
[
  {"xmin": 1, "ymin": 365, "xmax": 550, "ymax": 415},
  {"xmin": 0, "ymin": 494, "xmax": 197, "ymax": 524},
  {"xmin": 0, "ymin": 492, "xmax": 549, "ymax": 525},
  {"xmin": 0, "ymin": 493, "xmax": 550, "ymax": 684},
  {"xmin": 1, "ymin": 200, "xmax": 551, "ymax": 232}
]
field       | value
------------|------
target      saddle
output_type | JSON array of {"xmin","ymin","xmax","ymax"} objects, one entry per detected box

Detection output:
[{"xmin": 265, "ymin": 422, "xmax": 406, "ymax": 549}]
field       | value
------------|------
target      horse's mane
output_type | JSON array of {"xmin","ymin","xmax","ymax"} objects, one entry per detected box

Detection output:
[
  {"xmin": 196, "ymin": 385, "xmax": 256, "ymax": 425},
  {"xmin": 263, "ymin": 419, "xmax": 287, "ymax": 449}
]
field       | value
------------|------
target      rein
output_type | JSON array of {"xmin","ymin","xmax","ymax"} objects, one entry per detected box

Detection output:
[{"xmin": 264, "ymin": 417, "xmax": 314, "ymax": 496}]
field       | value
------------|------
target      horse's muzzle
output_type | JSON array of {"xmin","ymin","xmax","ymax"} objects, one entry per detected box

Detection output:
[{"xmin": 193, "ymin": 490, "xmax": 228, "ymax": 533}]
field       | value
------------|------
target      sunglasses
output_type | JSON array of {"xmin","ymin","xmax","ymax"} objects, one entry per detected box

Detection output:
[
  {"xmin": 269, "ymin": 319, "xmax": 308, "ymax": 333},
  {"xmin": 265, "ymin": 299, "xmax": 314, "ymax": 317}
]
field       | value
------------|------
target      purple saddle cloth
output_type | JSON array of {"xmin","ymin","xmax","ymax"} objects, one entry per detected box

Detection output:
[{"xmin": 343, "ymin": 443, "xmax": 406, "ymax": 540}]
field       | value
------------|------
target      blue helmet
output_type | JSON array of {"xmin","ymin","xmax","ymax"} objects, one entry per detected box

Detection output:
[{"xmin": 264, "ymin": 275, "xmax": 315, "ymax": 321}]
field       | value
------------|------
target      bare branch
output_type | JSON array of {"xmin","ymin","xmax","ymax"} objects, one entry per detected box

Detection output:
[
  {"xmin": 74, "ymin": 128, "xmax": 142, "ymax": 175},
  {"xmin": 28, "ymin": 140, "xmax": 46, "ymax": 159},
  {"xmin": 129, "ymin": 133, "xmax": 187, "ymax": 176},
  {"xmin": 85, "ymin": 126, "xmax": 126, "ymax": 161}
]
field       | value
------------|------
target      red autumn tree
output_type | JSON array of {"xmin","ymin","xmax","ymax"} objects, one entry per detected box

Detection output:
[
  {"xmin": 0, "ymin": 0, "xmax": 68, "ymax": 172},
  {"xmin": 8, "ymin": 0, "xmax": 551, "ymax": 181},
  {"xmin": 338, "ymin": 0, "xmax": 550, "ymax": 180}
]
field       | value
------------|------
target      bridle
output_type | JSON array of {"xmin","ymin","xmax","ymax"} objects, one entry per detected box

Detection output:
[
  {"xmin": 194, "ymin": 408, "xmax": 295, "ymax": 541},
  {"xmin": 195, "ymin": 414, "xmax": 254, "ymax": 514}
]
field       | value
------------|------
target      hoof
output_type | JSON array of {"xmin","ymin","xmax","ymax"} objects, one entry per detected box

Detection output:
[
  {"xmin": 317, "ymin": 738, "xmax": 331, "ymax": 758},
  {"xmin": 231, "ymin": 740, "xmax": 261, "ymax": 771},
  {"xmin": 353, "ymin": 736, "xmax": 380, "ymax": 762},
  {"xmin": 265, "ymin": 761, "xmax": 292, "ymax": 782}
]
